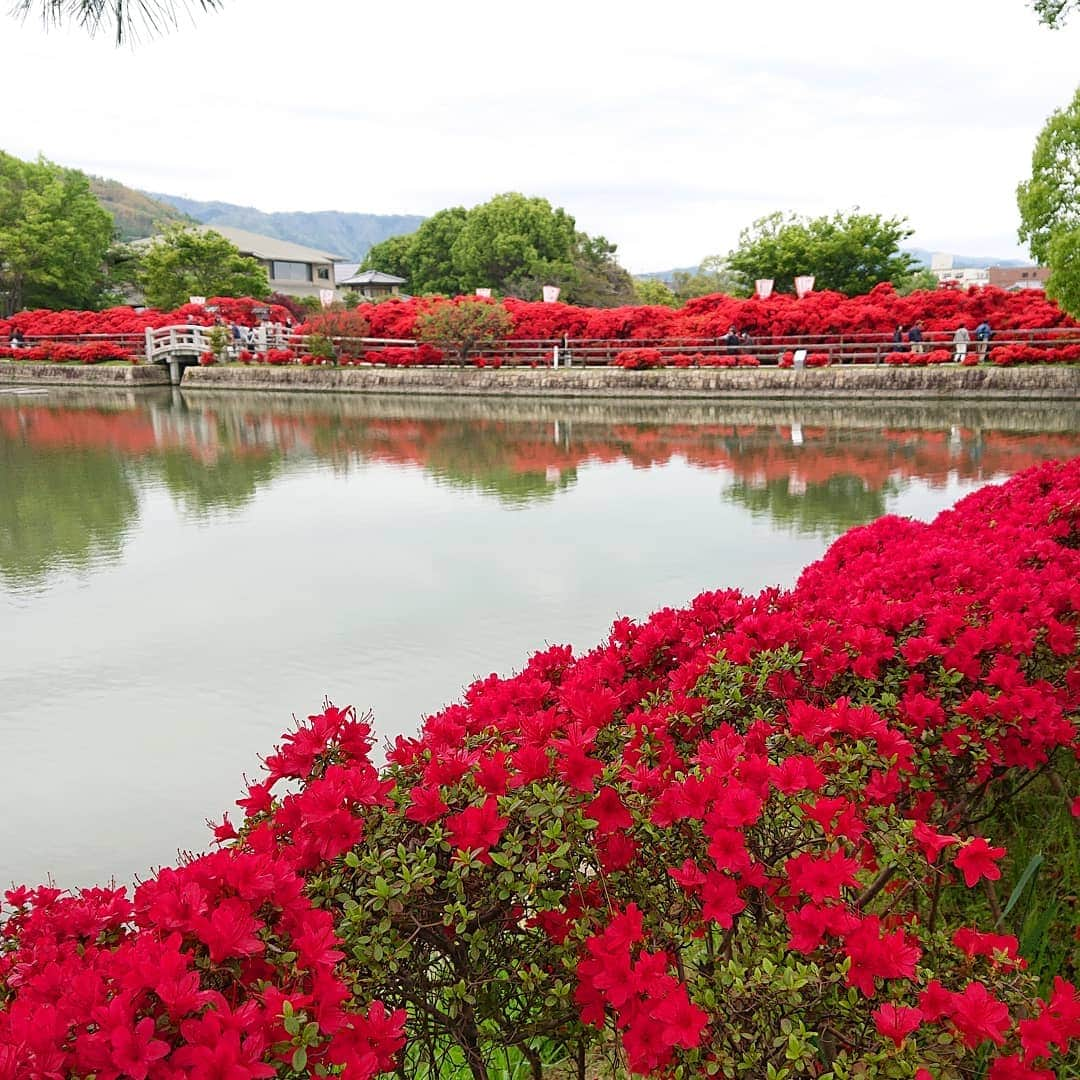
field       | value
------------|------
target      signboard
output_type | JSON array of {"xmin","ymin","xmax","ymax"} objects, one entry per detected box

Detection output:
[
  {"xmin": 794, "ymin": 275, "xmax": 815, "ymax": 299},
  {"xmin": 542, "ymin": 285, "xmax": 561, "ymax": 303},
  {"xmin": 754, "ymin": 279, "xmax": 774, "ymax": 300},
  {"xmin": 189, "ymin": 296, "xmax": 207, "ymax": 306},
  {"xmin": 475, "ymin": 288, "xmax": 492, "ymax": 298}
]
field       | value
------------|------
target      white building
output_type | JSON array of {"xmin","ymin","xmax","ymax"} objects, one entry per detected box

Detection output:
[{"xmin": 929, "ymin": 253, "xmax": 990, "ymax": 288}]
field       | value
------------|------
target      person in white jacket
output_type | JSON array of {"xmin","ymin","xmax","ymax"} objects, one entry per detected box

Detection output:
[{"xmin": 953, "ymin": 324, "xmax": 971, "ymax": 364}]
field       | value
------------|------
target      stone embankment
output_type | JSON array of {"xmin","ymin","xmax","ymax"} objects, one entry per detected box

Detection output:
[
  {"xmin": 4, "ymin": 360, "xmax": 1080, "ymax": 398},
  {"xmin": 0, "ymin": 362, "xmax": 170, "ymax": 387},
  {"xmin": 180, "ymin": 364, "xmax": 1080, "ymax": 399}
]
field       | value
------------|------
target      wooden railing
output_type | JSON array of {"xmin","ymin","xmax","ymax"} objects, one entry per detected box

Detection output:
[{"xmin": 5, "ymin": 325, "xmax": 1080, "ymax": 368}]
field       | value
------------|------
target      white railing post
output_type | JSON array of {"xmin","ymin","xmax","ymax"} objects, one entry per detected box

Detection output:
[{"xmin": 145, "ymin": 328, "xmax": 154, "ymax": 360}]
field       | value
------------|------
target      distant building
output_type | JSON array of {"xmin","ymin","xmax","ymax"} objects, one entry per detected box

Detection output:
[
  {"xmin": 929, "ymin": 253, "xmax": 1047, "ymax": 291},
  {"xmin": 988, "ymin": 265, "xmax": 1050, "ymax": 291},
  {"xmin": 204, "ymin": 226, "xmax": 345, "ymax": 300},
  {"xmin": 929, "ymin": 254, "xmax": 989, "ymax": 288},
  {"xmin": 337, "ymin": 269, "xmax": 407, "ymax": 300}
]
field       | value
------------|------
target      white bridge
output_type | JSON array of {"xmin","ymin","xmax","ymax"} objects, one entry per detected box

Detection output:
[{"xmin": 145, "ymin": 325, "xmax": 295, "ymax": 384}]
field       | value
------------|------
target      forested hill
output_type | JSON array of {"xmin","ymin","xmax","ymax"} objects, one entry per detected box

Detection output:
[
  {"xmin": 148, "ymin": 194, "xmax": 425, "ymax": 260},
  {"xmin": 88, "ymin": 178, "xmax": 192, "ymax": 240}
]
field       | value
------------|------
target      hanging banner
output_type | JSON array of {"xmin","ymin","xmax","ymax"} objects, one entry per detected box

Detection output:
[
  {"xmin": 475, "ymin": 288, "xmax": 492, "ymax": 298},
  {"xmin": 542, "ymin": 285, "xmax": 561, "ymax": 303},
  {"xmin": 188, "ymin": 296, "xmax": 207, "ymax": 306},
  {"xmin": 319, "ymin": 289, "xmax": 335, "ymax": 308},
  {"xmin": 754, "ymin": 279, "xmax": 774, "ymax": 300},
  {"xmin": 794, "ymin": 275, "xmax": 815, "ymax": 299}
]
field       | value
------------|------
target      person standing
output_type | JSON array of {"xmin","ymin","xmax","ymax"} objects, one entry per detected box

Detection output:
[
  {"xmin": 908, "ymin": 321, "xmax": 925, "ymax": 355},
  {"xmin": 952, "ymin": 324, "xmax": 971, "ymax": 364},
  {"xmin": 974, "ymin": 320, "xmax": 992, "ymax": 361},
  {"xmin": 892, "ymin": 324, "xmax": 907, "ymax": 353}
]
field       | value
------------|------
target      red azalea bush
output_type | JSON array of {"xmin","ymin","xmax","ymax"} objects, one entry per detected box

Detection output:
[
  {"xmin": 0, "ymin": 298, "xmax": 292, "ymax": 340},
  {"xmin": 265, "ymin": 349, "xmax": 296, "ymax": 366},
  {"xmin": 992, "ymin": 344, "xmax": 1080, "ymax": 367},
  {"xmin": 613, "ymin": 348, "xmax": 664, "ymax": 369},
  {"xmin": 346, "ymin": 285, "xmax": 1079, "ymax": 346},
  {"xmin": 362, "ymin": 345, "xmax": 445, "ymax": 367},
  {"xmin": 3, "ymin": 461, "xmax": 1080, "ymax": 1078}
]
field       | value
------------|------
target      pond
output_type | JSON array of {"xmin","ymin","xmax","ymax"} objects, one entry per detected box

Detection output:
[{"xmin": 2, "ymin": 387, "xmax": 1078, "ymax": 890}]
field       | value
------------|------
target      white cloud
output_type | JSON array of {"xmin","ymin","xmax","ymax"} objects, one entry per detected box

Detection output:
[{"xmin": 5, "ymin": 0, "xmax": 1079, "ymax": 270}]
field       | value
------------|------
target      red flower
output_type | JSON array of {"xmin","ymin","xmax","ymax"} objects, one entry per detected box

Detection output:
[
  {"xmin": 953, "ymin": 837, "xmax": 1007, "ymax": 888},
  {"xmin": 445, "ymin": 796, "xmax": 509, "ymax": 860},
  {"xmin": 406, "ymin": 785, "xmax": 448, "ymax": 824},
  {"xmin": 949, "ymin": 981, "xmax": 1011, "ymax": 1048},
  {"xmin": 873, "ymin": 1002, "xmax": 923, "ymax": 1047},
  {"xmin": 585, "ymin": 786, "xmax": 633, "ymax": 834},
  {"xmin": 196, "ymin": 898, "xmax": 266, "ymax": 963}
]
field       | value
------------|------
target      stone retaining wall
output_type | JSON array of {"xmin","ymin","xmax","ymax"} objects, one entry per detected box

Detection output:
[
  {"xmin": 180, "ymin": 364, "xmax": 1080, "ymax": 399},
  {"xmin": 0, "ymin": 362, "xmax": 170, "ymax": 386}
]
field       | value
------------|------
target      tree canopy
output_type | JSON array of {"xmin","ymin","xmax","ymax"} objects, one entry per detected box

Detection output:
[
  {"xmin": 1017, "ymin": 85, "xmax": 1080, "ymax": 316},
  {"xmin": 1031, "ymin": 0, "xmax": 1077, "ymax": 26},
  {"xmin": 136, "ymin": 225, "xmax": 270, "ymax": 309},
  {"xmin": 362, "ymin": 193, "xmax": 635, "ymax": 306},
  {"xmin": 0, "ymin": 151, "xmax": 114, "ymax": 316},
  {"xmin": 725, "ymin": 210, "xmax": 917, "ymax": 297},
  {"xmin": 12, "ymin": 0, "xmax": 224, "ymax": 44}
]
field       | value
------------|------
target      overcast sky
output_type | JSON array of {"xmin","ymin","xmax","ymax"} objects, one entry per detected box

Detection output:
[{"xmin": 4, "ymin": 0, "xmax": 1079, "ymax": 271}]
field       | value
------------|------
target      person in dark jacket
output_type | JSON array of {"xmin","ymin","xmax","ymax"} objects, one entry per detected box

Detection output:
[
  {"xmin": 974, "ymin": 320, "xmax": 992, "ymax": 361},
  {"xmin": 892, "ymin": 324, "xmax": 907, "ymax": 353},
  {"xmin": 908, "ymin": 321, "xmax": 925, "ymax": 355}
]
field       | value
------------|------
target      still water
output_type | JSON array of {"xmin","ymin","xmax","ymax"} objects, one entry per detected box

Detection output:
[{"xmin": 2, "ymin": 388, "xmax": 1078, "ymax": 890}]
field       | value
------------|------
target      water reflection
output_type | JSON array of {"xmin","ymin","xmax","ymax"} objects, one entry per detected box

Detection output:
[
  {"xmin": 2, "ymin": 388, "xmax": 1079, "ymax": 889},
  {"xmin": 1, "ymin": 391, "xmax": 1078, "ymax": 587}
]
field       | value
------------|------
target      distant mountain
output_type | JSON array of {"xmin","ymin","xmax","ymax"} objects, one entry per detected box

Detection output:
[
  {"xmin": 639, "ymin": 250, "xmax": 1034, "ymax": 282},
  {"xmin": 904, "ymin": 248, "xmax": 1030, "ymax": 270},
  {"xmin": 634, "ymin": 266, "xmax": 699, "ymax": 283},
  {"xmin": 88, "ymin": 177, "xmax": 193, "ymax": 241},
  {"xmin": 147, "ymin": 194, "xmax": 425, "ymax": 260}
]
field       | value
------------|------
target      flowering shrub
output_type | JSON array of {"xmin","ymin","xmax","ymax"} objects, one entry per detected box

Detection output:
[
  {"xmin": 991, "ymin": 344, "xmax": 1080, "ymax": 366},
  {"xmin": 361, "ymin": 284, "xmax": 1079, "ymax": 344},
  {"xmin": 613, "ymin": 348, "xmax": 664, "ymax": 369},
  {"xmin": 3, "ymin": 462, "xmax": 1080, "ymax": 1077},
  {"xmin": 265, "ymin": 349, "xmax": 296, "ymax": 366},
  {"xmin": 362, "ymin": 345, "xmax": 444, "ymax": 367},
  {"xmin": 0, "ymin": 708, "xmax": 406, "ymax": 1077},
  {"xmin": 0, "ymin": 341, "xmax": 135, "ymax": 364},
  {"xmin": 198, "ymin": 351, "xmax": 216, "ymax": 366}
]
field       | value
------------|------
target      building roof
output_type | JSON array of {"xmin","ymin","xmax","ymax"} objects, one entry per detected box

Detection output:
[
  {"xmin": 199, "ymin": 225, "xmax": 345, "ymax": 264},
  {"xmin": 339, "ymin": 269, "xmax": 407, "ymax": 286},
  {"xmin": 335, "ymin": 261, "xmax": 362, "ymax": 282}
]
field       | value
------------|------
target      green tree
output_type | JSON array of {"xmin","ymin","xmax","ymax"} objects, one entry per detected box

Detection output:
[
  {"xmin": 0, "ymin": 152, "xmax": 114, "ymax": 316},
  {"xmin": 450, "ymin": 193, "xmax": 578, "ymax": 296},
  {"xmin": 1045, "ymin": 225, "xmax": 1080, "ymax": 316},
  {"xmin": 362, "ymin": 194, "xmax": 634, "ymax": 305},
  {"xmin": 633, "ymin": 278, "xmax": 680, "ymax": 307},
  {"xmin": 1017, "ymin": 86, "xmax": 1080, "ymax": 313},
  {"xmin": 566, "ymin": 233, "xmax": 637, "ymax": 307},
  {"xmin": 895, "ymin": 266, "xmax": 941, "ymax": 296},
  {"xmin": 671, "ymin": 255, "xmax": 742, "ymax": 300},
  {"xmin": 12, "ymin": 0, "xmax": 224, "ymax": 44},
  {"xmin": 415, "ymin": 299, "xmax": 513, "ymax": 364},
  {"xmin": 136, "ymin": 225, "xmax": 270, "ymax": 310},
  {"xmin": 726, "ymin": 210, "xmax": 916, "ymax": 296},
  {"xmin": 1031, "ymin": 0, "xmax": 1077, "ymax": 26}
]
